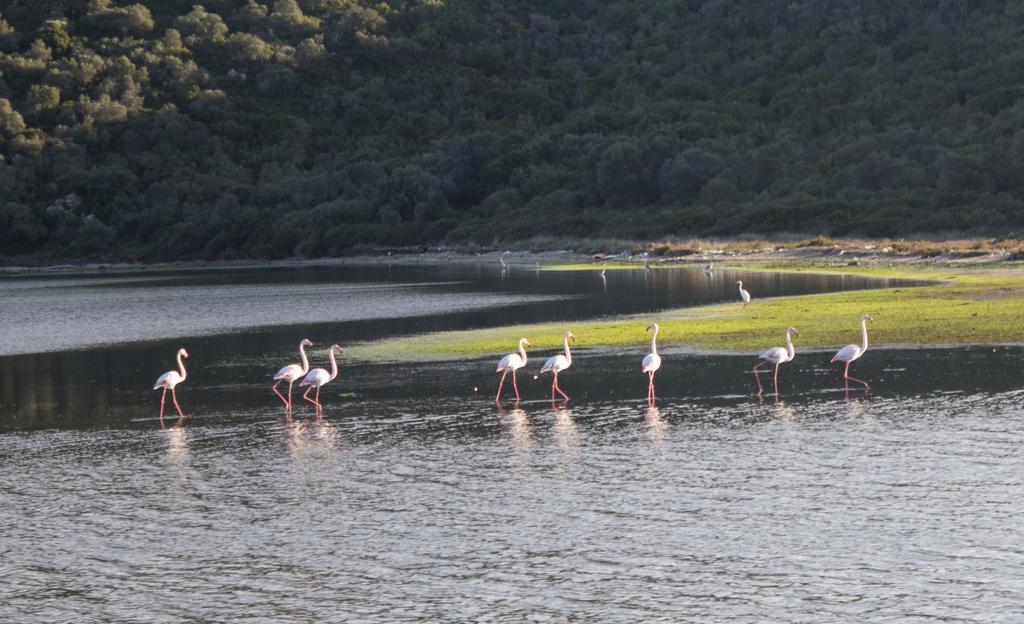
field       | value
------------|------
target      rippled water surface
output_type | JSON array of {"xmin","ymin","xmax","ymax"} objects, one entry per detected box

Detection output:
[{"xmin": 2, "ymin": 262, "xmax": 1022, "ymax": 621}]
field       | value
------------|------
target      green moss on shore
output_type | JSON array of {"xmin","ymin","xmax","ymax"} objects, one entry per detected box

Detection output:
[{"xmin": 349, "ymin": 264, "xmax": 1024, "ymax": 362}]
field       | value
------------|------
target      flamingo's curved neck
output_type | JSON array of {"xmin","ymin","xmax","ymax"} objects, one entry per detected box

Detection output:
[
  {"xmin": 176, "ymin": 351, "xmax": 187, "ymax": 382},
  {"xmin": 785, "ymin": 330, "xmax": 795, "ymax": 360},
  {"xmin": 298, "ymin": 342, "xmax": 310, "ymax": 374},
  {"xmin": 518, "ymin": 339, "xmax": 528, "ymax": 364},
  {"xmin": 562, "ymin": 335, "xmax": 573, "ymax": 365},
  {"xmin": 328, "ymin": 347, "xmax": 339, "ymax": 381},
  {"xmin": 650, "ymin": 325, "xmax": 659, "ymax": 356},
  {"xmin": 860, "ymin": 319, "xmax": 869, "ymax": 352}
]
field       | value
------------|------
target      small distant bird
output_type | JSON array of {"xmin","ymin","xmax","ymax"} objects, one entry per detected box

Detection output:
[
  {"xmin": 644, "ymin": 259, "xmax": 651, "ymax": 272},
  {"xmin": 496, "ymin": 337, "xmax": 530, "ymax": 402},
  {"xmin": 154, "ymin": 348, "xmax": 189, "ymax": 421},
  {"xmin": 737, "ymin": 280, "xmax": 751, "ymax": 305},
  {"xmin": 704, "ymin": 262, "xmax": 714, "ymax": 272},
  {"xmin": 754, "ymin": 327, "xmax": 798, "ymax": 395},
  {"xmin": 642, "ymin": 323, "xmax": 662, "ymax": 400},
  {"xmin": 539, "ymin": 332, "xmax": 575, "ymax": 401},
  {"xmin": 832, "ymin": 315, "xmax": 874, "ymax": 388},
  {"xmin": 500, "ymin": 255, "xmax": 507, "ymax": 268},
  {"xmin": 300, "ymin": 344, "xmax": 342, "ymax": 415},
  {"xmin": 272, "ymin": 338, "xmax": 313, "ymax": 411},
  {"xmin": 600, "ymin": 262, "xmax": 607, "ymax": 278}
]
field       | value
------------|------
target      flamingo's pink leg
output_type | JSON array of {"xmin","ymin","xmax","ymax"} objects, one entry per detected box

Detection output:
[
  {"xmin": 753, "ymin": 362, "xmax": 764, "ymax": 394},
  {"xmin": 302, "ymin": 385, "xmax": 318, "ymax": 407},
  {"xmin": 648, "ymin": 371, "xmax": 656, "ymax": 399},
  {"xmin": 272, "ymin": 380, "xmax": 289, "ymax": 407},
  {"xmin": 315, "ymin": 386, "xmax": 322, "ymax": 416},
  {"xmin": 774, "ymin": 364, "xmax": 780, "ymax": 395},
  {"xmin": 511, "ymin": 370, "xmax": 520, "ymax": 400},
  {"xmin": 554, "ymin": 372, "xmax": 570, "ymax": 401},
  {"xmin": 287, "ymin": 381, "xmax": 294, "ymax": 411},
  {"xmin": 159, "ymin": 386, "xmax": 167, "ymax": 419},
  {"xmin": 496, "ymin": 369, "xmax": 508, "ymax": 401},
  {"xmin": 842, "ymin": 361, "xmax": 870, "ymax": 389},
  {"xmin": 171, "ymin": 387, "xmax": 184, "ymax": 419}
]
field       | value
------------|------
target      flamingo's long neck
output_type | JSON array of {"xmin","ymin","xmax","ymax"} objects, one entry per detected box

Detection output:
[
  {"xmin": 328, "ymin": 347, "xmax": 339, "ymax": 381},
  {"xmin": 785, "ymin": 330, "xmax": 795, "ymax": 360},
  {"xmin": 860, "ymin": 319, "xmax": 869, "ymax": 353},
  {"xmin": 563, "ymin": 335, "xmax": 572, "ymax": 365},
  {"xmin": 177, "ymin": 351, "xmax": 187, "ymax": 382},
  {"xmin": 518, "ymin": 339, "xmax": 528, "ymax": 365},
  {"xmin": 299, "ymin": 342, "xmax": 310, "ymax": 374},
  {"xmin": 650, "ymin": 325, "xmax": 659, "ymax": 356}
]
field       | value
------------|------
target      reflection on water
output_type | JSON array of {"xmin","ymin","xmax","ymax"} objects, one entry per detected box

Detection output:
[
  {"xmin": 644, "ymin": 402, "xmax": 666, "ymax": 444},
  {"xmin": 3, "ymin": 391, "xmax": 1024, "ymax": 621}
]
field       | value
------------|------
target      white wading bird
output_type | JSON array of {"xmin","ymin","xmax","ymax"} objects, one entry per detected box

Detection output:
[
  {"xmin": 272, "ymin": 338, "xmax": 313, "ymax": 410},
  {"xmin": 753, "ymin": 327, "xmax": 798, "ymax": 395},
  {"xmin": 539, "ymin": 332, "xmax": 575, "ymax": 401},
  {"xmin": 642, "ymin": 323, "xmax": 662, "ymax": 400},
  {"xmin": 832, "ymin": 315, "xmax": 874, "ymax": 388},
  {"xmin": 154, "ymin": 348, "xmax": 189, "ymax": 421},
  {"xmin": 496, "ymin": 337, "xmax": 530, "ymax": 402},
  {"xmin": 300, "ymin": 344, "xmax": 342, "ymax": 415}
]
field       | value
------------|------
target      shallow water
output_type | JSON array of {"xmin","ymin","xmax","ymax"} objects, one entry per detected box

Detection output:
[{"xmin": 2, "ymin": 263, "xmax": 1023, "ymax": 621}]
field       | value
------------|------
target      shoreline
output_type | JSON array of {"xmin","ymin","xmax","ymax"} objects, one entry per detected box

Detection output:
[{"xmin": 3, "ymin": 236, "xmax": 1024, "ymax": 277}]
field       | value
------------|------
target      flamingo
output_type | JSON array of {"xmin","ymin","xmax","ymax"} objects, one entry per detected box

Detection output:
[
  {"xmin": 496, "ymin": 337, "xmax": 530, "ymax": 402},
  {"xmin": 642, "ymin": 323, "xmax": 662, "ymax": 400},
  {"xmin": 832, "ymin": 315, "xmax": 874, "ymax": 388},
  {"xmin": 299, "ymin": 344, "xmax": 342, "ymax": 415},
  {"xmin": 737, "ymin": 280, "xmax": 751, "ymax": 305},
  {"xmin": 753, "ymin": 327, "xmax": 798, "ymax": 395},
  {"xmin": 539, "ymin": 331, "xmax": 575, "ymax": 401},
  {"xmin": 272, "ymin": 338, "xmax": 313, "ymax": 410},
  {"xmin": 154, "ymin": 348, "xmax": 189, "ymax": 421}
]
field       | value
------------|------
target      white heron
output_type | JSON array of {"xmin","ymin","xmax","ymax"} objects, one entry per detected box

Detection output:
[
  {"xmin": 753, "ymin": 327, "xmax": 798, "ymax": 395},
  {"xmin": 272, "ymin": 338, "xmax": 313, "ymax": 410},
  {"xmin": 737, "ymin": 280, "xmax": 751, "ymax": 305},
  {"xmin": 154, "ymin": 348, "xmax": 189, "ymax": 421},
  {"xmin": 539, "ymin": 331, "xmax": 575, "ymax": 401},
  {"xmin": 832, "ymin": 315, "xmax": 874, "ymax": 388},
  {"xmin": 642, "ymin": 323, "xmax": 662, "ymax": 400},
  {"xmin": 496, "ymin": 337, "xmax": 530, "ymax": 402},
  {"xmin": 299, "ymin": 344, "xmax": 342, "ymax": 415},
  {"xmin": 704, "ymin": 262, "xmax": 714, "ymax": 272}
]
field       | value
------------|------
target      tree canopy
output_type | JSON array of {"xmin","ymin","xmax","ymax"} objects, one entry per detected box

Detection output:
[{"xmin": 2, "ymin": 0, "xmax": 1024, "ymax": 260}]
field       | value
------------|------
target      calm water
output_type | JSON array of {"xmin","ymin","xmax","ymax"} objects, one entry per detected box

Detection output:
[{"xmin": 2, "ymin": 262, "xmax": 1023, "ymax": 621}]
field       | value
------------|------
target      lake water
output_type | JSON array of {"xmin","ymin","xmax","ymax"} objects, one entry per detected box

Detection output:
[{"xmin": 2, "ymin": 261, "xmax": 1023, "ymax": 621}]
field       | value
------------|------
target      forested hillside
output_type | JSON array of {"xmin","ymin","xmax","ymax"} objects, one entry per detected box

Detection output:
[{"xmin": 2, "ymin": 0, "xmax": 1024, "ymax": 260}]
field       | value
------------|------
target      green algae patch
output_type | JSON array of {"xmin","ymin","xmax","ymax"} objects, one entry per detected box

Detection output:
[{"xmin": 348, "ymin": 265, "xmax": 1024, "ymax": 362}]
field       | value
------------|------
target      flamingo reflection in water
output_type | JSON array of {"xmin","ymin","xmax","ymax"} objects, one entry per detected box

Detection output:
[{"xmin": 154, "ymin": 347, "xmax": 189, "ymax": 427}]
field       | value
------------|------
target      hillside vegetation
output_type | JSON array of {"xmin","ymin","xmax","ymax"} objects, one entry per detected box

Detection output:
[{"xmin": 2, "ymin": 0, "xmax": 1024, "ymax": 260}]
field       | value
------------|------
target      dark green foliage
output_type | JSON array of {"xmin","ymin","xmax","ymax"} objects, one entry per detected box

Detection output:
[{"xmin": 3, "ymin": 0, "xmax": 1024, "ymax": 261}]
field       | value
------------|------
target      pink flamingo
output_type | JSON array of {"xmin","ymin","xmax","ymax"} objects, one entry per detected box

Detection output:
[
  {"xmin": 642, "ymin": 323, "xmax": 662, "ymax": 400},
  {"xmin": 539, "ymin": 331, "xmax": 575, "ymax": 401},
  {"xmin": 753, "ymin": 327, "xmax": 798, "ymax": 395},
  {"xmin": 832, "ymin": 315, "xmax": 874, "ymax": 388},
  {"xmin": 154, "ymin": 348, "xmax": 189, "ymax": 422},
  {"xmin": 299, "ymin": 344, "xmax": 342, "ymax": 415},
  {"xmin": 272, "ymin": 338, "xmax": 313, "ymax": 410},
  {"xmin": 496, "ymin": 337, "xmax": 530, "ymax": 402}
]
